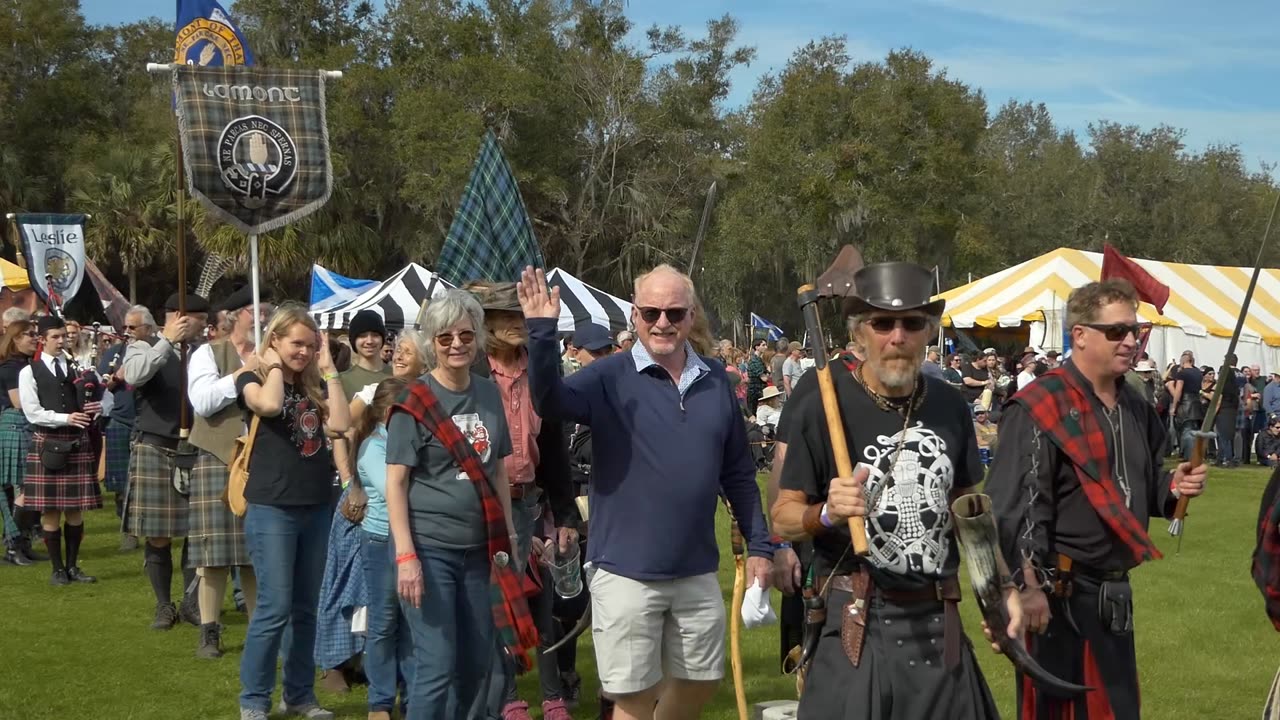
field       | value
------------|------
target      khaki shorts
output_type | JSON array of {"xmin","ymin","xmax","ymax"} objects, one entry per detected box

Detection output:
[{"xmin": 590, "ymin": 568, "xmax": 726, "ymax": 695}]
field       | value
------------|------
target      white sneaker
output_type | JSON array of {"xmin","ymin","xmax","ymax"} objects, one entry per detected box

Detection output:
[{"xmin": 276, "ymin": 701, "xmax": 336, "ymax": 720}]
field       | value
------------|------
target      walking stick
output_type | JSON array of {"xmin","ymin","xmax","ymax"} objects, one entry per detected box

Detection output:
[
  {"xmin": 797, "ymin": 284, "xmax": 869, "ymax": 555},
  {"xmin": 730, "ymin": 518, "xmax": 748, "ymax": 720}
]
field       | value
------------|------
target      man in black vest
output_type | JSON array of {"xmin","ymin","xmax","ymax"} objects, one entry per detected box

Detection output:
[
  {"xmin": 122, "ymin": 292, "xmax": 208, "ymax": 629},
  {"xmin": 18, "ymin": 315, "xmax": 113, "ymax": 585}
]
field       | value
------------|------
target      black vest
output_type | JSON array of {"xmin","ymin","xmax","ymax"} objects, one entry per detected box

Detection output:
[
  {"xmin": 134, "ymin": 338, "xmax": 191, "ymax": 439},
  {"xmin": 31, "ymin": 357, "xmax": 80, "ymax": 416}
]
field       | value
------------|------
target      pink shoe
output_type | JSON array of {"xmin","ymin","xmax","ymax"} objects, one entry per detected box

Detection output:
[
  {"xmin": 542, "ymin": 699, "xmax": 574, "ymax": 720},
  {"xmin": 501, "ymin": 701, "xmax": 533, "ymax": 720}
]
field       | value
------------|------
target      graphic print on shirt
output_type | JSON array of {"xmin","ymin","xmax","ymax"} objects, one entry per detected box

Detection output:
[
  {"xmin": 451, "ymin": 412, "xmax": 491, "ymax": 480},
  {"xmin": 285, "ymin": 389, "xmax": 323, "ymax": 458},
  {"xmin": 860, "ymin": 422, "xmax": 954, "ymax": 576}
]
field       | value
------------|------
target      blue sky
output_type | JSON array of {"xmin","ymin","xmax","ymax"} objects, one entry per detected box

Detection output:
[{"xmin": 85, "ymin": 0, "xmax": 1280, "ymax": 171}]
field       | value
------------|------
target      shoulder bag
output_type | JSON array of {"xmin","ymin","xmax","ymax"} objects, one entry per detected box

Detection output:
[{"xmin": 224, "ymin": 414, "xmax": 261, "ymax": 517}]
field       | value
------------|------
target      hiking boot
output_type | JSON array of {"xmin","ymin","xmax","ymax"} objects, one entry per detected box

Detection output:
[
  {"xmin": 119, "ymin": 534, "xmax": 139, "ymax": 552},
  {"xmin": 240, "ymin": 709, "xmax": 268, "ymax": 720},
  {"xmin": 542, "ymin": 699, "xmax": 574, "ymax": 720},
  {"xmin": 3, "ymin": 542, "xmax": 32, "ymax": 566},
  {"xmin": 276, "ymin": 701, "xmax": 335, "ymax": 719},
  {"xmin": 320, "ymin": 670, "xmax": 350, "ymax": 695},
  {"xmin": 179, "ymin": 591, "xmax": 201, "ymax": 626},
  {"xmin": 561, "ymin": 670, "xmax": 582, "ymax": 709},
  {"xmin": 151, "ymin": 602, "xmax": 179, "ymax": 630},
  {"xmin": 502, "ymin": 701, "xmax": 533, "ymax": 720},
  {"xmin": 196, "ymin": 622, "xmax": 223, "ymax": 659},
  {"xmin": 67, "ymin": 566, "xmax": 97, "ymax": 583},
  {"xmin": 49, "ymin": 569, "xmax": 70, "ymax": 586}
]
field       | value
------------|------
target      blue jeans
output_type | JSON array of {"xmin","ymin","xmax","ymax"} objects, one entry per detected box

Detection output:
[
  {"xmin": 402, "ymin": 545, "xmax": 493, "ymax": 720},
  {"xmin": 239, "ymin": 503, "xmax": 331, "ymax": 712},
  {"xmin": 362, "ymin": 530, "xmax": 413, "ymax": 713}
]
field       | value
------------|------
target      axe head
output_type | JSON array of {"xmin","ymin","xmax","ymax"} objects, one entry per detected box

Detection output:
[{"xmin": 815, "ymin": 245, "xmax": 865, "ymax": 299}]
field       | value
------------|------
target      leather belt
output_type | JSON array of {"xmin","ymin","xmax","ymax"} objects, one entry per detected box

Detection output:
[
  {"xmin": 821, "ymin": 569, "xmax": 963, "ymax": 670},
  {"xmin": 824, "ymin": 574, "xmax": 962, "ymax": 604},
  {"xmin": 509, "ymin": 483, "xmax": 532, "ymax": 500},
  {"xmin": 137, "ymin": 432, "xmax": 179, "ymax": 451}
]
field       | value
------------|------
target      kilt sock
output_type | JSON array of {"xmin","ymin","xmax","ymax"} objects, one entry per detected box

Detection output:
[
  {"xmin": 145, "ymin": 541, "xmax": 174, "ymax": 604},
  {"xmin": 43, "ymin": 529, "xmax": 64, "ymax": 572},
  {"xmin": 199, "ymin": 567, "xmax": 229, "ymax": 624},
  {"xmin": 64, "ymin": 522, "xmax": 84, "ymax": 569},
  {"xmin": 17, "ymin": 508, "xmax": 37, "ymax": 538}
]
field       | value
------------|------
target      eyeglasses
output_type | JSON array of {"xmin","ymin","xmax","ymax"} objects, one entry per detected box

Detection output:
[
  {"xmin": 867, "ymin": 316, "xmax": 929, "ymax": 333},
  {"xmin": 21, "ymin": 331, "xmax": 37, "ymax": 338},
  {"xmin": 1081, "ymin": 323, "xmax": 1141, "ymax": 342},
  {"xmin": 435, "ymin": 331, "xmax": 476, "ymax": 347},
  {"xmin": 637, "ymin": 307, "xmax": 689, "ymax": 324}
]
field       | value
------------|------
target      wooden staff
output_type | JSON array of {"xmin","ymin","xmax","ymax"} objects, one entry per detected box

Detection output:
[
  {"xmin": 797, "ymin": 283, "xmax": 869, "ymax": 555},
  {"xmin": 729, "ymin": 518, "xmax": 747, "ymax": 720}
]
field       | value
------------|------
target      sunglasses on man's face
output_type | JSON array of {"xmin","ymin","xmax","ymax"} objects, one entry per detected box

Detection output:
[
  {"xmin": 1081, "ymin": 323, "xmax": 1141, "ymax": 342},
  {"xmin": 866, "ymin": 316, "xmax": 929, "ymax": 334},
  {"xmin": 434, "ymin": 331, "xmax": 476, "ymax": 347},
  {"xmin": 637, "ymin": 307, "xmax": 689, "ymax": 324}
]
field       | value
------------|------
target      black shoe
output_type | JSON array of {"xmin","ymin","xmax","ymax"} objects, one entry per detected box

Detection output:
[
  {"xmin": 67, "ymin": 566, "xmax": 97, "ymax": 583},
  {"xmin": 180, "ymin": 591, "xmax": 201, "ymax": 627},
  {"xmin": 151, "ymin": 602, "xmax": 179, "ymax": 630},
  {"xmin": 196, "ymin": 623, "xmax": 223, "ymax": 659},
  {"xmin": 561, "ymin": 670, "xmax": 582, "ymax": 709},
  {"xmin": 50, "ymin": 569, "xmax": 70, "ymax": 586},
  {"xmin": 3, "ymin": 545, "xmax": 32, "ymax": 566}
]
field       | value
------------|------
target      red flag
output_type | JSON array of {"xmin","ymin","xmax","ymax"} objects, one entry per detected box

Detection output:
[{"xmin": 1101, "ymin": 244, "xmax": 1169, "ymax": 314}]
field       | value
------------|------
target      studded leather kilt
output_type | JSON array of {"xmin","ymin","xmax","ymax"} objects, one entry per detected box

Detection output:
[{"xmin": 798, "ymin": 587, "xmax": 999, "ymax": 720}]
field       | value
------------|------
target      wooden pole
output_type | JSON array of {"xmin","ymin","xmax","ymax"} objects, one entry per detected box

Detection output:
[{"xmin": 175, "ymin": 137, "xmax": 190, "ymax": 439}]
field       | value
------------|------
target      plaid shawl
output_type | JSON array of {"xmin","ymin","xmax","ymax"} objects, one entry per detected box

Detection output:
[
  {"xmin": 391, "ymin": 379, "xmax": 539, "ymax": 670},
  {"xmin": 1254, "ymin": 467, "xmax": 1280, "ymax": 631},
  {"xmin": 1012, "ymin": 367, "xmax": 1163, "ymax": 564}
]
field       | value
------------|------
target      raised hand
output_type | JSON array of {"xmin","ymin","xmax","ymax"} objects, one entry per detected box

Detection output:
[
  {"xmin": 516, "ymin": 266, "xmax": 560, "ymax": 321},
  {"xmin": 317, "ymin": 331, "xmax": 335, "ymax": 374}
]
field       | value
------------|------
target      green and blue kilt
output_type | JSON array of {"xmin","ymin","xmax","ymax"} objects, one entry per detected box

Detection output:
[
  {"xmin": 101, "ymin": 419, "xmax": 132, "ymax": 494},
  {"xmin": 124, "ymin": 441, "xmax": 189, "ymax": 539},
  {"xmin": 23, "ymin": 426, "xmax": 101, "ymax": 512},
  {"xmin": 186, "ymin": 451, "xmax": 249, "ymax": 568},
  {"xmin": 0, "ymin": 409, "xmax": 29, "ymax": 541}
]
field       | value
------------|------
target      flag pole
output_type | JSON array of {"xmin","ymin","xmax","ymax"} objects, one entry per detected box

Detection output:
[
  {"xmin": 934, "ymin": 266, "xmax": 944, "ymax": 354},
  {"xmin": 250, "ymin": 234, "xmax": 262, "ymax": 349},
  {"xmin": 175, "ymin": 129, "xmax": 191, "ymax": 440}
]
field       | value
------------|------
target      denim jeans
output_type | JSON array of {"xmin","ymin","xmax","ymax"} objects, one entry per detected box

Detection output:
[
  {"xmin": 401, "ymin": 544, "xmax": 493, "ymax": 720},
  {"xmin": 239, "ymin": 503, "xmax": 331, "ymax": 712},
  {"xmin": 362, "ymin": 529, "xmax": 413, "ymax": 713}
]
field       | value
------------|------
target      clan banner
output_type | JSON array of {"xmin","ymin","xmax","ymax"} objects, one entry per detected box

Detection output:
[
  {"xmin": 173, "ymin": 65, "xmax": 333, "ymax": 235},
  {"xmin": 13, "ymin": 213, "xmax": 88, "ymax": 310}
]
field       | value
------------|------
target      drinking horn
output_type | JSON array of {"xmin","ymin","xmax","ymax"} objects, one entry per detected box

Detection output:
[
  {"xmin": 543, "ymin": 607, "xmax": 591, "ymax": 655},
  {"xmin": 951, "ymin": 493, "xmax": 1091, "ymax": 697}
]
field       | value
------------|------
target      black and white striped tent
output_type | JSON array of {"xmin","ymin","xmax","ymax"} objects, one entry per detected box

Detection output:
[
  {"xmin": 311, "ymin": 264, "xmax": 632, "ymax": 334},
  {"xmin": 312, "ymin": 263, "xmax": 453, "ymax": 330}
]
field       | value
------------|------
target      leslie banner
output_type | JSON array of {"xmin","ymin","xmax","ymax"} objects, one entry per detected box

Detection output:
[
  {"xmin": 13, "ymin": 213, "xmax": 88, "ymax": 310},
  {"xmin": 173, "ymin": 65, "xmax": 333, "ymax": 235}
]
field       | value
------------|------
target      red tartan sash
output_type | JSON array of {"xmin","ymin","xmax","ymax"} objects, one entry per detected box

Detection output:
[
  {"xmin": 391, "ymin": 378, "xmax": 539, "ymax": 670},
  {"xmin": 1011, "ymin": 368, "xmax": 1162, "ymax": 564}
]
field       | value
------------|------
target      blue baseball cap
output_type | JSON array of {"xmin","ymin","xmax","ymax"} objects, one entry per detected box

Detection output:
[{"xmin": 573, "ymin": 324, "xmax": 616, "ymax": 352}]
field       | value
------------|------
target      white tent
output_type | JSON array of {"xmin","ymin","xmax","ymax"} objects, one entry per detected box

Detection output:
[{"xmin": 546, "ymin": 268, "xmax": 633, "ymax": 334}]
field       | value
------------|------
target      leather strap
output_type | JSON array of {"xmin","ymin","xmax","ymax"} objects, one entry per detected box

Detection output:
[{"xmin": 822, "ymin": 571, "xmax": 964, "ymax": 670}]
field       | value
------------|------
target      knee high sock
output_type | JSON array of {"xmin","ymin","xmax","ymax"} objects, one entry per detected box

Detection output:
[
  {"xmin": 198, "ymin": 567, "xmax": 229, "ymax": 624},
  {"xmin": 144, "ymin": 542, "xmax": 173, "ymax": 604},
  {"xmin": 63, "ymin": 522, "xmax": 84, "ymax": 569},
  {"xmin": 43, "ymin": 528, "xmax": 64, "ymax": 572},
  {"xmin": 239, "ymin": 568, "xmax": 258, "ymax": 618},
  {"xmin": 17, "ymin": 508, "xmax": 38, "ymax": 538},
  {"xmin": 113, "ymin": 493, "xmax": 125, "ymax": 520},
  {"xmin": 180, "ymin": 539, "xmax": 196, "ymax": 597}
]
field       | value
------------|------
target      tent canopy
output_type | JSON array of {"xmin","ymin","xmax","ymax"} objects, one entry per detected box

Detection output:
[
  {"xmin": 935, "ymin": 248, "xmax": 1280, "ymax": 346},
  {"xmin": 1, "ymin": 259, "xmax": 29, "ymax": 291}
]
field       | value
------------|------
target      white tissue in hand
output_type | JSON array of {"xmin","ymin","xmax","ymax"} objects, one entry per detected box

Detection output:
[{"xmin": 741, "ymin": 579, "xmax": 778, "ymax": 629}]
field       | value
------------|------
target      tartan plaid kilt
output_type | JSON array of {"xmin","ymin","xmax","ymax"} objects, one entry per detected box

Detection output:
[
  {"xmin": 23, "ymin": 426, "xmax": 101, "ymax": 512},
  {"xmin": 186, "ymin": 451, "xmax": 249, "ymax": 568},
  {"xmin": 125, "ymin": 441, "xmax": 189, "ymax": 539},
  {"xmin": 102, "ymin": 419, "xmax": 132, "ymax": 494},
  {"xmin": 0, "ymin": 409, "xmax": 31, "ymax": 490}
]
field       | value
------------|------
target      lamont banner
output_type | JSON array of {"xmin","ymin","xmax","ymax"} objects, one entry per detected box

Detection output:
[
  {"xmin": 173, "ymin": 65, "xmax": 332, "ymax": 235},
  {"xmin": 13, "ymin": 213, "xmax": 88, "ymax": 310}
]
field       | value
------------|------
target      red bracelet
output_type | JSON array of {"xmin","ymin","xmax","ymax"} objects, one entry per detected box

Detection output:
[{"xmin": 395, "ymin": 553, "xmax": 418, "ymax": 565}]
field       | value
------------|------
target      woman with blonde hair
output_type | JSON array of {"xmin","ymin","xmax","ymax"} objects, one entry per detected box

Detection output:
[{"xmin": 236, "ymin": 305, "xmax": 350, "ymax": 720}]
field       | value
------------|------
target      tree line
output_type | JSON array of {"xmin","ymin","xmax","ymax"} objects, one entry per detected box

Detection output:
[{"xmin": 1, "ymin": 0, "xmax": 1274, "ymax": 332}]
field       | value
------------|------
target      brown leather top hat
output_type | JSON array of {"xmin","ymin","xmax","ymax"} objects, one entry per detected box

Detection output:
[
  {"xmin": 842, "ymin": 262, "xmax": 946, "ymax": 317},
  {"xmin": 464, "ymin": 280, "xmax": 522, "ymax": 313}
]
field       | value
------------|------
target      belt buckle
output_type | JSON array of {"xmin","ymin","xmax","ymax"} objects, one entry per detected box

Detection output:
[{"xmin": 934, "ymin": 581, "xmax": 943, "ymax": 602}]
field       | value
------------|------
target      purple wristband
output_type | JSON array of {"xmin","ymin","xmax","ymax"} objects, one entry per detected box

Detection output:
[{"xmin": 820, "ymin": 503, "xmax": 834, "ymax": 528}]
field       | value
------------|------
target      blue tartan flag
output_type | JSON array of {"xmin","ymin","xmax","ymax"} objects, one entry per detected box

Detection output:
[
  {"xmin": 750, "ymin": 312, "xmax": 785, "ymax": 341},
  {"xmin": 437, "ymin": 130, "xmax": 545, "ymax": 285},
  {"xmin": 175, "ymin": 0, "xmax": 255, "ymax": 67}
]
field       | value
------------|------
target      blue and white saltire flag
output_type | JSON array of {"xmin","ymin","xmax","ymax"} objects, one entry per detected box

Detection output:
[
  {"xmin": 1062, "ymin": 326, "xmax": 1072, "ymax": 360},
  {"xmin": 175, "ymin": 0, "xmax": 255, "ymax": 67},
  {"xmin": 310, "ymin": 264, "xmax": 378, "ymax": 311},
  {"xmin": 750, "ymin": 312, "xmax": 785, "ymax": 342}
]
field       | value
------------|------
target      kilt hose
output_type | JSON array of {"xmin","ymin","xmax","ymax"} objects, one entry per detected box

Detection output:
[
  {"xmin": 101, "ymin": 419, "xmax": 132, "ymax": 495},
  {"xmin": 0, "ymin": 409, "xmax": 31, "ymax": 541},
  {"xmin": 187, "ymin": 450, "xmax": 248, "ymax": 568},
  {"xmin": 125, "ymin": 441, "xmax": 189, "ymax": 539},
  {"xmin": 22, "ymin": 426, "xmax": 101, "ymax": 512}
]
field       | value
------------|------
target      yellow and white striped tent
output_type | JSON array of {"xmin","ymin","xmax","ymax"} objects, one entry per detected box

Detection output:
[{"xmin": 933, "ymin": 247, "xmax": 1280, "ymax": 369}]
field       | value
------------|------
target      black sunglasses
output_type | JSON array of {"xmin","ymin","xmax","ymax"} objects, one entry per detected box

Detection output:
[
  {"xmin": 1081, "ymin": 323, "xmax": 1141, "ymax": 342},
  {"xmin": 637, "ymin": 307, "xmax": 689, "ymax": 324},
  {"xmin": 867, "ymin": 316, "xmax": 929, "ymax": 333}
]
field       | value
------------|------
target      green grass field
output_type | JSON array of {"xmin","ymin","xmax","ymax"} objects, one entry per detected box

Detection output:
[{"xmin": 1, "ymin": 466, "xmax": 1276, "ymax": 719}]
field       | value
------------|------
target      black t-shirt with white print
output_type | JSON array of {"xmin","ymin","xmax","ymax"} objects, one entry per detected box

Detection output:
[
  {"xmin": 236, "ymin": 373, "xmax": 332, "ymax": 507},
  {"xmin": 779, "ymin": 370, "xmax": 982, "ymax": 590}
]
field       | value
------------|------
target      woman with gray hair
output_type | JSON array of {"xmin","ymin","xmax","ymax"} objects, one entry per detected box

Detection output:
[{"xmin": 385, "ymin": 289, "xmax": 522, "ymax": 720}]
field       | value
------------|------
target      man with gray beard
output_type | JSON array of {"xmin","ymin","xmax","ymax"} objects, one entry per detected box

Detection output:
[{"xmin": 772, "ymin": 262, "xmax": 1017, "ymax": 720}]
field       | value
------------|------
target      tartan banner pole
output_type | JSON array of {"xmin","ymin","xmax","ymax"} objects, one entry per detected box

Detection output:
[{"xmin": 249, "ymin": 234, "xmax": 262, "ymax": 349}]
